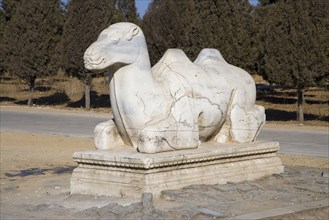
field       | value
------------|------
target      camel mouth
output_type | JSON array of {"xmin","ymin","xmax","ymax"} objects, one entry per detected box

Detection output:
[
  {"xmin": 85, "ymin": 57, "xmax": 106, "ymax": 66},
  {"xmin": 84, "ymin": 57, "xmax": 106, "ymax": 70}
]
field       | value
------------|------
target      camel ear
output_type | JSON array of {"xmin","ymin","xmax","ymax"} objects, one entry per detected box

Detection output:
[{"xmin": 126, "ymin": 27, "xmax": 139, "ymax": 41}]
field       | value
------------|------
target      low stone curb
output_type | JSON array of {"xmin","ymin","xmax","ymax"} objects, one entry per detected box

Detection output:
[{"xmin": 225, "ymin": 199, "xmax": 329, "ymax": 220}]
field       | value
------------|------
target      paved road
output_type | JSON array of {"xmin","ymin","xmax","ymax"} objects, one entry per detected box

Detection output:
[
  {"xmin": 0, "ymin": 109, "xmax": 108, "ymax": 138},
  {"xmin": 258, "ymin": 128, "xmax": 328, "ymax": 157},
  {"xmin": 1, "ymin": 109, "xmax": 328, "ymax": 157}
]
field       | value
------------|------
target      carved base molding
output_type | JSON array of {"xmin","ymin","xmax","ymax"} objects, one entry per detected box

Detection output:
[{"xmin": 70, "ymin": 142, "xmax": 284, "ymax": 198}]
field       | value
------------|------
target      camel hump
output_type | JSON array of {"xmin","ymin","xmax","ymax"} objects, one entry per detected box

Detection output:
[
  {"xmin": 152, "ymin": 49, "xmax": 193, "ymax": 78},
  {"xmin": 160, "ymin": 49, "xmax": 192, "ymax": 65},
  {"xmin": 194, "ymin": 48, "xmax": 227, "ymax": 65}
]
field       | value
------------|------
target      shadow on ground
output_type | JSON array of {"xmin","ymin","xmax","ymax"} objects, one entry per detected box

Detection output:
[
  {"xmin": 259, "ymin": 95, "xmax": 328, "ymax": 105},
  {"xmin": 35, "ymin": 86, "xmax": 52, "ymax": 92},
  {"xmin": 0, "ymin": 96, "xmax": 17, "ymax": 102},
  {"xmin": 14, "ymin": 92, "xmax": 70, "ymax": 106},
  {"xmin": 67, "ymin": 91, "xmax": 110, "ymax": 108},
  {"xmin": 5, "ymin": 166, "xmax": 75, "ymax": 177},
  {"xmin": 257, "ymin": 86, "xmax": 328, "ymax": 105},
  {"xmin": 265, "ymin": 109, "xmax": 329, "ymax": 122},
  {"xmin": 10, "ymin": 91, "xmax": 111, "ymax": 109}
]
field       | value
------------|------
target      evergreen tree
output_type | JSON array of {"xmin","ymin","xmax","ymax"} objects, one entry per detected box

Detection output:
[
  {"xmin": 115, "ymin": 0, "xmax": 139, "ymax": 22},
  {"xmin": 195, "ymin": 0, "xmax": 256, "ymax": 72},
  {"xmin": 143, "ymin": 0, "xmax": 200, "ymax": 65},
  {"xmin": 0, "ymin": 0, "xmax": 22, "ymax": 75},
  {"xmin": 0, "ymin": 6, "xmax": 5, "ymax": 38},
  {"xmin": 259, "ymin": 0, "xmax": 278, "ymax": 6},
  {"xmin": 259, "ymin": 0, "xmax": 329, "ymax": 122},
  {"xmin": 60, "ymin": 0, "xmax": 138, "ymax": 110},
  {"xmin": 0, "ymin": 0, "xmax": 63, "ymax": 106},
  {"xmin": 143, "ymin": 0, "xmax": 257, "ymax": 73},
  {"xmin": 0, "ymin": 6, "xmax": 4, "ymax": 75},
  {"xmin": 1, "ymin": 0, "xmax": 21, "ymax": 22}
]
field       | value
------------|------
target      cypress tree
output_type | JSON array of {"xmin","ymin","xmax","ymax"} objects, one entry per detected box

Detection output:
[
  {"xmin": 1, "ymin": 0, "xmax": 23, "ymax": 75},
  {"xmin": 195, "ymin": 0, "xmax": 256, "ymax": 72},
  {"xmin": 259, "ymin": 0, "xmax": 278, "ymax": 6},
  {"xmin": 1, "ymin": 0, "xmax": 21, "ymax": 22},
  {"xmin": 60, "ymin": 0, "xmax": 138, "ymax": 110},
  {"xmin": 259, "ymin": 0, "xmax": 329, "ymax": 123},
  {"xmin": 115, "ymin": 0, "xmax": 139, "ymax": 23},
  {"xmin": 0, "ymin": 0, "xmax": 63, "ymax": 106},
  {"xmin": 143, "ymin": 0, "xmax": 257, "ymax": 72},
  {"xmin": 0, "ymin": 6, "xmax": 5, "ymax": 38},
  {"xmin": 0, "ymin": 6, "xmax": 4, "ymax": 75},
  {"xmin": 143, "ymin": 0, "xmax": 202, "ymax": 65}
]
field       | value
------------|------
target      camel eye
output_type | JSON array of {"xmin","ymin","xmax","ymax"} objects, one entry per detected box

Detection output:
[{"xmin": 111, "ymin": 37, "xmax": 119, "ymax": 44}]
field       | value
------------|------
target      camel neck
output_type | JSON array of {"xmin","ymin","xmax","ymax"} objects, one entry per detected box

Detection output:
[{"xmin": 115, "ymin": 36, "xmax": 155, "ymax": 89}]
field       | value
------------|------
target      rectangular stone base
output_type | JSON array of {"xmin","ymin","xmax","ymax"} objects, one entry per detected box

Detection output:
[{"xmin": 71, "ymin": 142, "xmax": 283, "ymax": 198}]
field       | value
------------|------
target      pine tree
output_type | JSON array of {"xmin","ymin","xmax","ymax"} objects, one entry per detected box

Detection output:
[
  {"xmin": 195, "ymin": 0, "xmax": 256, "ymax": 72},
  {"xmin": 60, "ymin": 0, "xmax": 138, "ymax": 110},
  {"xmin": 1, "ymin": 0, "xmax": 21, "ymax": 22},
  {"xmin": 143, "ymin": 0, "xmax": 202, "ymax": 65},
  {"xmin": 259, "ymin": 0, "xmax": 329, "ymax": 123},
  {"xmin": 115, "ymin": 0, "xmax": 139, "ymax": 22},
  {"xmin": 0, "ymin": 7, "xmax": 4, "ymax": 75},
  {"xmin": 0, "ymin": 0, "xmax": 63, "ymax": 106},
  {"xmin": 0, "ymin": 0, "xmax": 22, "ymax": 75},
  {"xmin": 259, "ymin": 0, "xmax": 278, "ymax": 6},
  {"xmin": 143, "ymin": 0, "xmax": 257, "ymax": 72},
  {"xmin": 0, "ymin": 7, "xmax": 5, "ymax": 38}
]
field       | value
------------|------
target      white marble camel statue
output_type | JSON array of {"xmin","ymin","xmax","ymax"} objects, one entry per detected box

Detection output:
[{"xmin": 84, "ymin": 22, "xmax": 265, "ymax": 154}]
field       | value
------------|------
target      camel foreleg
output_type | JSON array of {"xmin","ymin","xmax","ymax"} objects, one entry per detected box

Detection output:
[{"xmin": 94, "ymin": 119, "xmax": 124, "ymax": 150}]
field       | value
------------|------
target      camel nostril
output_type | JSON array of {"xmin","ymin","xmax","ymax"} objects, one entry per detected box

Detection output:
[
  {"xmin": 84, "ymin": 45, "xmax": 105, "ymax": 65},
  {"xmin": 84, "ymin": 55, "xmax": 92, "ymax": 64}
]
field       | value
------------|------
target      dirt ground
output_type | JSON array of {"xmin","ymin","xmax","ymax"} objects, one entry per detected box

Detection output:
[
  {"xmin": 1, "ymin": 130, "xmax": 328, "ymax": 219},
  {"xmin": 1, "ymin": 73, "xmax": 328, "ymax": 126}
]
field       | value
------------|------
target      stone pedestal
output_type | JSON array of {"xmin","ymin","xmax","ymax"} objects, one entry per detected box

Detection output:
[{"xmin": 71, "ymin": 142, "xmax": 283, "ymax": 198}]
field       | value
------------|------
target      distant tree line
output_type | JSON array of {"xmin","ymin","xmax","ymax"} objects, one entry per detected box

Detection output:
[
  {"xmin": 0, "ymin": 0, "xmax": 139, "ymax": 109},
  {"xmin": 0, "ymin": 0, "xmax": 328, "ymax": 122}
]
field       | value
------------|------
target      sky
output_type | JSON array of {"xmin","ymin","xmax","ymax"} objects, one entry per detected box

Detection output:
[
  {"xmin": 58, "ymin": 0, "xmax": 260, "ymax": 18},
  {"xmin": 136, "ymin": 0, "xmax": 152, "ymax": 17},
  {"xmin": 136, "ymin": 0, "xmax": 260, "ymax": 17}
]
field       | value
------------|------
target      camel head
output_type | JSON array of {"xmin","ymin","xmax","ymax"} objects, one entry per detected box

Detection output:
[{"xmin": 84, "ymin": 22, "xmax": 142, "ymax": 72}]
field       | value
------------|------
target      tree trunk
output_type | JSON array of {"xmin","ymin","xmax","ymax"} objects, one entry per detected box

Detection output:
[
  {"xmin": 297, "ymin": 87, "xmax": 304, "ymax": 123},
  {"xmin": 27, "ymin": 80, "xmax": 35, "ymax": 107},
  {"xmin": 84, "ymin": 75, "xmax": 91, "ymax": 110}
]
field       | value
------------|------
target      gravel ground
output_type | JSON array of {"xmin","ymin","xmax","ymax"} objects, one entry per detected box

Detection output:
[
  {"xmin": 1, "ymin": 131, "xmax": 328, "ymax": 219},
  {"xmin": 264, "ymin": 207, "xmax": 329, "ymax": 220},
  {"xmin": 1, "ymin": 165, "xmax": 328, "ymax": 219}
]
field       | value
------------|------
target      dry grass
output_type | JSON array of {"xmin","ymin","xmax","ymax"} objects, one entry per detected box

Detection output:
[
  {"xmin": 0, "ymin": 73, "xmax": 328, "ymax": 126},
  {"xmin": 57, "ymin": 77, "xmax": 84, "ymax": 101},
  {"xmin": 256, "ymin": 88, "xmax": 328, "ymax": 126},
  {"xmin": 0, "ymin": 72, "xmax": 110, "ymax": 109},
  {"xmin": 278, "ymin": 153, "xmax": 329, "ymax": 169},
  {"xmin": 253, "ymin": 74, "xmax": 328, "ymax": 126}
]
